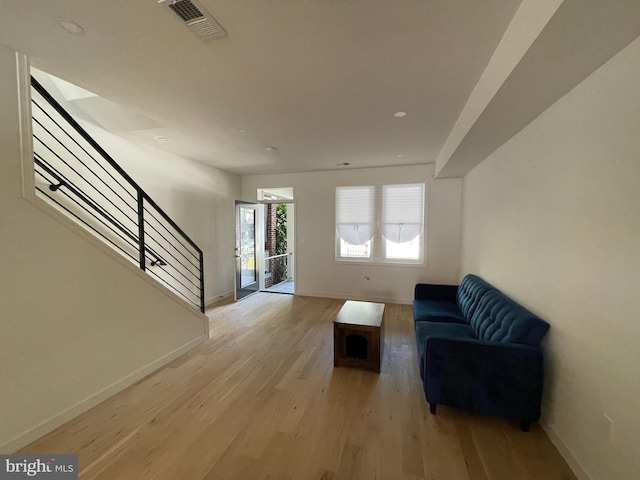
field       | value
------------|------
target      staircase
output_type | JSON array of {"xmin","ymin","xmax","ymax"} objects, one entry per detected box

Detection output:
[{"xmin": 30, "ymin": 76, "xmax": 204, "ymax": 312}]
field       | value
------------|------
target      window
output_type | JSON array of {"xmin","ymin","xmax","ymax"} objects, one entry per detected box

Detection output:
[
  {"xmin": 336, "ymin": 186, "xmax": 375, "ymax": 259},
  {"xmin": 335, "ymin": 183, "xmax": 425, "ymax": 264}
]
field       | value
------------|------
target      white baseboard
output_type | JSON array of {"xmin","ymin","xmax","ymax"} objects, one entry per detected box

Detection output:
[
  {"xmin": 1, "ymin": 334, "xmax": 208, "ymax": 453},
  {"xmin": 542, "ymin": 423, "xmax": 591, "ymax": 480},
  {"xmin": 295, "ymin": 289, "xmax": 412, "ymax": 305},
  {"xmin": 205, "ymin": 290, "xmax": 234, "ymax": 307}
]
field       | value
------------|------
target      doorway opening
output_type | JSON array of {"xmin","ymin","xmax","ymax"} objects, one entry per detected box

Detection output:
[{"xmin": 258, "ymin": 188, "xmax": 294, "ymax": 295}]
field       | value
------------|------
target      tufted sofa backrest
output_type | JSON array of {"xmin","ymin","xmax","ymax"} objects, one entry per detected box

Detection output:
[
  {"xmin": 469, "ymin": 288, "xmax": 550, "ymax": 346},
  {"xmin": 456, "ymin": 274, "xmax": 494, "ymax": 320}
]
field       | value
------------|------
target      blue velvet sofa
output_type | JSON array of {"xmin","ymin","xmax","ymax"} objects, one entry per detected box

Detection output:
[{"xmin": 413, "ymin": 274, "xmax": 549, "ymax": 431}]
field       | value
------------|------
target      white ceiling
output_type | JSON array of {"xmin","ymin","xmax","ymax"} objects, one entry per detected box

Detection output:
[{"xmin": 1, "ymin": 0, "xmax": 639, "ymax": 177}]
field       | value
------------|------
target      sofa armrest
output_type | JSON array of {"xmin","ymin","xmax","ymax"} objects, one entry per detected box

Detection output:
[
  {"xmin": 414, "ymin": 283, "xmax": 459, "ymax": 302},
  {"xmin": 424, "ymin": 337, "xmax": 544, "ymax": 422}
]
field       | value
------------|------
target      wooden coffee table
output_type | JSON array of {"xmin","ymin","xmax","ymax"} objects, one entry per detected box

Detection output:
[{"xmin": 333, "ymin": 300, "xmax": 385, "ymax": 373}]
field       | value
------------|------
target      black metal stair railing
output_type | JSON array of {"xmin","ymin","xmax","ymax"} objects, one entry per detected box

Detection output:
[{"xmin": 30, "ymin": 76, "xmax": 205, "ymax": 313}]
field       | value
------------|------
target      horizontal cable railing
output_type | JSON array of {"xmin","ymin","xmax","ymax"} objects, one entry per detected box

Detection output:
[{"xmin": 30, "ymin": 76, "xmax": 205, "ymax": 313}]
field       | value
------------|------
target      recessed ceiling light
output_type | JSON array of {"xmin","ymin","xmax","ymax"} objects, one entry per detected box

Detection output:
[
  {"xmin": 232, "ymin": 127, "xmax": 248, "ymax": 134},
  {"xmin": 57, "ymin": 17, "xmax": 85, "ymax": 36},
  {"xmin": 393, "ymin": 111, "xmax": 407, "ymax": 118},
  {"xmin": 265, "ymin": 146, "xmax": 277, "ymax": 152},
  {"xmin": 154, "ymin": 136, "xmax": 172, "ymax": 143},
  {"xmin": 397, "ymin": 154, "xmax": 404, "ymax": 157}
]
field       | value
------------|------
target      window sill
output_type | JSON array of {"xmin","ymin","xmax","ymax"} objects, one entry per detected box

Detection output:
[{"xmin": 334, "ymin": 259, "xmax": 426, "ymax": 268}]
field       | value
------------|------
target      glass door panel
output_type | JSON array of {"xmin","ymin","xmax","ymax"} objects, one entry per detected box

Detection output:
[{"xmin": 235, "ymin": 201, "xmax": 259, "ymax": 300}]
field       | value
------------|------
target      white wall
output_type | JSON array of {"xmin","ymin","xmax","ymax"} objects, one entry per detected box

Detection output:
[
  {"xmin": 0, "ymin": 45, "xmax": 224, "ymax": 452},
  {"xmin": 460, "ymin": 37, "xmax": 640, "ymax": 480},
  {"xmin": 242, "ymin": 164, "xmax": 462, "ymax": 304}
]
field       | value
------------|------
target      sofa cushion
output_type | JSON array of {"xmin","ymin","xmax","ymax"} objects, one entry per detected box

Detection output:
[
  {"xmin": 412, "ymin": 300, "xmax": 467, "ymax": 324},
  {"xmin": 469, "ymin": 289, "xmax": 550, "ymax": 346},
  {"xmin": 414, "ymin": 321, "xmax": 476, "ymax": 379},
  {"xmin": 456, "ymin": 274, "xmax": 494, "ymax": 320}
]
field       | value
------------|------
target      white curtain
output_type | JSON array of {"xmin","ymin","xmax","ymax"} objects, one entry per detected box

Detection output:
[
  {"xmin": 335, "ymin": 185, "xmax": 376, "ymax": 245},
  {"xmin": 380, "ymin": 183, "xmax": 424, "ymax": 243}
]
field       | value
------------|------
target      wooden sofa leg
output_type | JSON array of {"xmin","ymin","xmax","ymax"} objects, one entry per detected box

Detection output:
[
  {"xmin": 520, "ymin": 420, "xmax": 530, "ymax": 432},
  {"xmin": 429, "ymin": 403, "xmax": 437, "ymax": 415}
]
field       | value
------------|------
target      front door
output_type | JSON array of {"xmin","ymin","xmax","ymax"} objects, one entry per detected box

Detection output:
[{"xmin": 235, "ymin": 201, "xmax": 259, "ymax": 300}]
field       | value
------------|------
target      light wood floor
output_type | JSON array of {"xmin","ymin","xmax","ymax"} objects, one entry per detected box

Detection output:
[{"xmin": 20, "ymin": 293, "xmax": 577, "ymax": 480}]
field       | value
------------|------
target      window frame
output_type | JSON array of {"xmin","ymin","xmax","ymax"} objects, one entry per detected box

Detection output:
[{"xmin": 334, "ymin": 183, "xmax": 426, "ymax": 266}]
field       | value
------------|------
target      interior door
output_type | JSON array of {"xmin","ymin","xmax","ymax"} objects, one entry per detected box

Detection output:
[{"xmin": 235, "ymin": 201, "xmax": 260, "ymax": 300}]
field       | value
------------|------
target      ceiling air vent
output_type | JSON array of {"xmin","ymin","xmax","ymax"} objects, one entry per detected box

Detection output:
[{"xmin": 158, "ymin": 0, "xmax": 227, "ymax": 41}]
